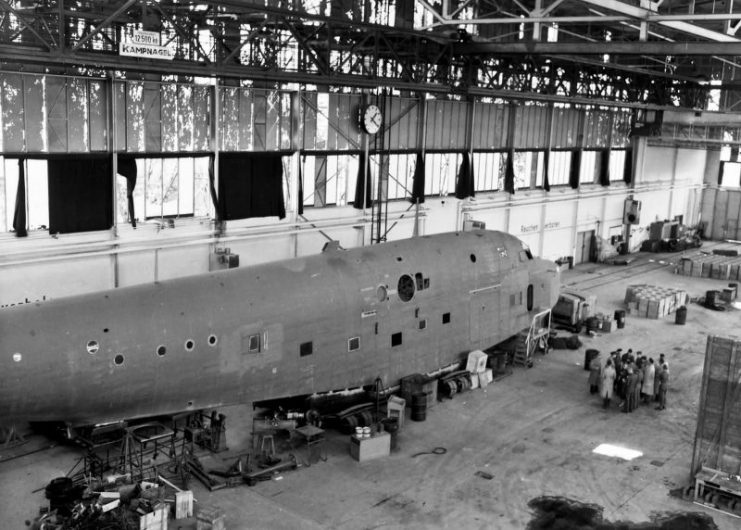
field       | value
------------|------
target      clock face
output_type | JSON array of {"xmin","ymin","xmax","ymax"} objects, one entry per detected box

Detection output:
[{"xmin": 362, "ymin": 104, "xmax": 383, "ymax": 134}]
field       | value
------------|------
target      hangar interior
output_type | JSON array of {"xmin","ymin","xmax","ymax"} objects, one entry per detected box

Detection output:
[{"xmin": 2, "ymin": 1, "xmax": 741, "ymax": 529}]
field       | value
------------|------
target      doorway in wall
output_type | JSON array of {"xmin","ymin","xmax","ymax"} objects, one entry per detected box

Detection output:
[{"xmin": 575, "ymin": 230, "xmax": 595, "ymax": 265}]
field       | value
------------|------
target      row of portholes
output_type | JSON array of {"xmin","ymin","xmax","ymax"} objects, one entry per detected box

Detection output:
[{"xmin": 86, "ymin": 334, "xmax": 219, "ymax": 366}]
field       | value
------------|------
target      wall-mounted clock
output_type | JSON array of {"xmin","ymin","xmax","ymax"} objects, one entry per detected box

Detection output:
[{"xmin": 360, "ymin": 104, "xmax": 383, "ymax": 135}]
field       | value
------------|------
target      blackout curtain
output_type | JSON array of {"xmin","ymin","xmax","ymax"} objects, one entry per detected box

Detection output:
[
  {"xmin": 12, "ymin": 158, "xmax": 27, "ymax": 237},
  {"xmin": 504, "ymin": 149, "xmax": 516, "ymax": 194},
  {"xmin": 353, "ymin": 151, "xmax": 373, "ymax": 209},
  {"xmin": 298, "ymin": 156, "xmax": 304, "ymax": 215},
  {"xmin": 599, "ymin": 149, "xmax": 611, "ymax": 186},
  {"xmin": 117, "ymin": 154, "xmax": 138, "ymax": 227},
  {"xmin": 569, "ymin": 150, "xmax": 582, "ymax": 189},
  {"xmin": 208, "ymin": 155, "xmax": 221, "ymax": 222},
  {"xmin": 455, "ymin": 151, "xmax": 475, "ymax": 199},
  {"xmin": 542, "ymin": 150, "xmax": 551, "ymax": 192},
  {"xmin": 409, "ymin": 152, "xmax": 426, "ymax": 204},
  {"xmin": 623, "ymin": 148, "xmax": 633, "ymax": 185},
  {"xmin": 47, "ymin": 155, "xmax": 113, "ymax": 234},
  {"xmin": 217, "ymin": 152, "xmax": 286, "ymax": 220}
]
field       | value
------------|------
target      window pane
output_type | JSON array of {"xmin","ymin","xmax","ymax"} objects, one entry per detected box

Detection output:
[
  {"xmin": 144, "ymin": 158, "xmax": 163, "ymax": 218},
  {"xmin": 609, "ymin": 150, "xmax": 626, "ymax": 183},
  {"xmin": 549, "ymin": 151, "xmax": 570, "ymax": 186},
  {"xmin": 579, "ymin": 150, "xmax": 598, "ymax": 184},
  {"xmin": 721, "ymin": 162, "xmax": 741, "ymax": 187},
  {"xmin": 178, "ymin": 158, "xmax": 194, "ymax": 215},
  {"xmin": 194, "ymin": 157, "xmax": 211, "ymax": 217}
]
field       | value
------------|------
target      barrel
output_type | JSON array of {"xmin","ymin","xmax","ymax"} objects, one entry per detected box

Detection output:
[
  {"xmin": 614, "ymin": 309, "xmax": 626, "ymax": 329},
  {"xmin": 382, "ymin": 418, "xmax": 400, "ymax": 451},
  {"xmin": 410, "ymin": 392, "xmax": 427, "ymax": 422},
  {"xmin": 675, "ymin": 305, "xmax": 687, "ymax": 325},
  {"xmin": 584, "ymin": 349, "xmax": 600, "ymax": 371},
  {"xmin": 705, "ymin": 290, "xmax": 719, "ymax": 308}
]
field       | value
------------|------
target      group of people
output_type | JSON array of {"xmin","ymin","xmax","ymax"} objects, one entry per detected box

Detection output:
[{"xmin": 588, "ymin": 348, "xmax": 669, "ymax": 412}]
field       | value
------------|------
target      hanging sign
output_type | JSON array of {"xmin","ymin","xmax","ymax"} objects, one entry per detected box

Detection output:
[{"xmin": 119, "ymin": 29, "xmax": 174, "ymax": 60}]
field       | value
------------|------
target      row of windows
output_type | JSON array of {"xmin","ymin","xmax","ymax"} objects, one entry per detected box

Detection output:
[
  {"xmin": 299, "ymin": 312, "xmax": 453, "ymax": 358},
  {"xmin": 1, "ymin": 150, "xmax": 626, "ymax": 233}
]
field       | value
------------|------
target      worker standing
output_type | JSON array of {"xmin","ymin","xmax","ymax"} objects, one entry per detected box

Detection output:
[
  {"xmin": 656, "ymin": 363, "xmax": 669, "ymax": 410},
  {"xmin": 601, "ymin": 359, "xmax": 616, "ymax": 409},
  {"xmin": 588, "ymin": 353, "xmax": 602, "ymax": 394},
  {"xmin": 624, "ymin": 368, "xmax": 638, "ymax": 413},
  {"xmin": 642, "ymin": 358, "xmax": 655, "ymax": 404}
]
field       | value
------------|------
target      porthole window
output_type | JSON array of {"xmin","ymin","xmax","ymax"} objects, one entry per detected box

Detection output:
[
  {"xmin": 348, "ymin": 337, "xmax": 360, "ymax": 351},
  {"xmin": 114, "ymin": 354, "xmax": 124, "ymax": 366},
  {"xmin": 12, "ymin": 353, "xmax": 22, "ymax": 363},
  {"xmin": 377, "ymin": 285, "xmax": 388, "ymax": 302},
  {"xmin": 157, "ymin": 345, "xmax": 166, "ymax": 357},
  {"xmin": 87, "ymin": 340, "xmax": 99, "ymax": 355},
  {"xmin": 185, "ymin": 340, "xmax": 195, "ymax": 351},
  {"xmin": 398, "ymin": 274, "xmax": 415, "ymax": 302},
  {"xmin": 470, "ymin": 254, "xmax": 477, "ymax": 263},
  {"xmin": 208, "ymin": 334, "xmax": 218, "ymax": 346},
  {"xmin": 527, "ymin": 284, "xmax": 534, "ymax": 311}
]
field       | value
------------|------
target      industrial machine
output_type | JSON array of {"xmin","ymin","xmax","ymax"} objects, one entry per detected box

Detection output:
[{"xmin": 551, "ymin": 291, "xmax": 595, "ymax": 333}]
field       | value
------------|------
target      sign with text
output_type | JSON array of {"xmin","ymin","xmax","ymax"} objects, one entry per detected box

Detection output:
[{"xmin": 119, "ymin": 30, "xmax": 173, "ymax": 60}]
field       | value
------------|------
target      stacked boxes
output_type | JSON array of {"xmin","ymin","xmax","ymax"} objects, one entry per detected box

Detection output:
[
  {"xmin": 466, "ymin": 350, "xmax": 492, "ymax": 389},
  {"xmin": 676, "ymin": 250, "xmax": 741, "ymax": 280},
  {"xmin": 624, "ymin": 284, "xmax": 689, "ymax": 319}
]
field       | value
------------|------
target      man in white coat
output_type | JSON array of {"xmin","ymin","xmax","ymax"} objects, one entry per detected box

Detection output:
[
  {"xmin": 642, "ymin": 358, "xmax": 655, "ymax": 404},
  {"xmin": 601, "ymin": 359, "xmax": 617, "ymax": 409}
]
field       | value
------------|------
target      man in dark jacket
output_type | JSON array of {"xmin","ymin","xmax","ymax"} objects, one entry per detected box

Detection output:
[{"xmin": 656, "ymin": 364, "xmax": 669, "ymax": 410}]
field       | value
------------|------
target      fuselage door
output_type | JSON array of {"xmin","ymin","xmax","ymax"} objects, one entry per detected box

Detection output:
[{"xmin": 469, "ymin": 285, "xmax": 500, "ymax": 346}]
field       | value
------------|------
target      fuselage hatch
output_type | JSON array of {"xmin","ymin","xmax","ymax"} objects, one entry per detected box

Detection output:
[{"xmin": 1, "ymin": 230, "xmax": 560, "ymax": 427}]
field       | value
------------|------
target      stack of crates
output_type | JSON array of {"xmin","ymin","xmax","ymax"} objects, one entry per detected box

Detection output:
[
  {"xmin": 677, "ymin": 252, "xmax": 741, "ymax": 280},
  {"xmin": 624, "ymin": 284, "xmax": 689, "ymax": 319}
]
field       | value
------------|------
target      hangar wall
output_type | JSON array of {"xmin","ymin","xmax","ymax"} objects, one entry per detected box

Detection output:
[{"xmin": 0, "ymin": 74, "xmax": 710, "ymax": 306}]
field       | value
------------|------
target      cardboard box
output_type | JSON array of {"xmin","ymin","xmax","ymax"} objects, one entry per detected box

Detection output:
[
  {"xmin": 479, "ymin": 369, "xmax": 493, "ymax": 388},
  {"xmin": 466, "ymin": 350, "xmax": 488, "ymax": 373}
]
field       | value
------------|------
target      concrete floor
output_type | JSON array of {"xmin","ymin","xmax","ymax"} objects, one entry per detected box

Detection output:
[{"xmin": 2, "ymin": 245, "xmax": 740, "ymax": 529}]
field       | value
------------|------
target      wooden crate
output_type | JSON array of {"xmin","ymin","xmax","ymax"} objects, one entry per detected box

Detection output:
[{"xmin": 691, "ymin": 336, "xmax": 741, "ymax": 476}]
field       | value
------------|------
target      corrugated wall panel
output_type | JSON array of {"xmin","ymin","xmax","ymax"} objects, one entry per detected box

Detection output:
[
  {"xmin": 583, "ymin": 109, "xmax": 612, "ymax": 148},
  {"xmin": 551, "ymin": 107, "xmax": 580, "ymax": 148},
  {"xmin": 302, "ymin": 93, "xmax": 317, "ymax": 150},
  {"xmin": 513, "ymin": 104, "xmax": 549, "ymax": 149},
  {"xmin": 426, "ymin": 99, "xmax": 468, "ymax": 150},
  {"xmin": 68, "ymin": 79, "xmax": 88, "ymax": 153},
  {"xmin": 472, "ymin": 103, "xmax": 509, "ymax": 150},
  {"xmin": 161, "ymin": 84, "xmax": 178, "ymax": 152},
  {"xmin": 46, "ymin": 77, "xmax": 68, "ymax": 152},
  {"xmin": 385, "ymin": 97, "xmax": 420, "ymax": 151},
  {"xmin": 89, "ymin": 81, "xmax": 108, "ymax": 152},
  {"xmin": 25, "ymin": 77, "xmax": 45, "ymax": 152}
]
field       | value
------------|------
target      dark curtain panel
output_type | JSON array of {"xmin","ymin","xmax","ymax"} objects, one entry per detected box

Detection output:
[
  {"xmin": 218, "ymin": 152, "xmax": 286, "ymax": 220},
  {"xmin": 12, "ymin": 158, "xmax": 27, "ymax": 237},
  {"xmin": 48, "ymin": 156, "xmax": 113, "ymax": 234},
  {"xmin": 599, "ymin": 149, "xmax": 611, "ymax": 186},
  {"xmin": 569, "ymin": 150, "xmax": 581, "ymax": 189},
  {"xmin": 455, "ymin": 151, "xmax": 475, "ymax": 199},
  {"xmin": 542, "ymin": 150, "xmax": 551, "ymax": 192},
  {"xmin": 623, "ymin": 148, "xmax": 633, "ymax": 185},
  {"xmin": 718, "ymin": 163, "xmax": 724, "ymax": 186},
  {"xmin": 208, "ymin": 155, "xmax": 221, "ymax": 222},
  {"xmin": 117, "ymin": 154, "xmax": 138, "ymax": 227},
  {"xmin": 298, "ymin": 156, "xmax": 304, "ymax": 215},
  {"xmin": 504, "ymin": 149, "xmax": 516, "ymax": 194},
  {"xmin": 410, "ymin": 152, "xmax": 426, "ymax": 204},
  {"xmin": 353, "ymin": 151, "xmax": 373, "ymax": 209}
]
